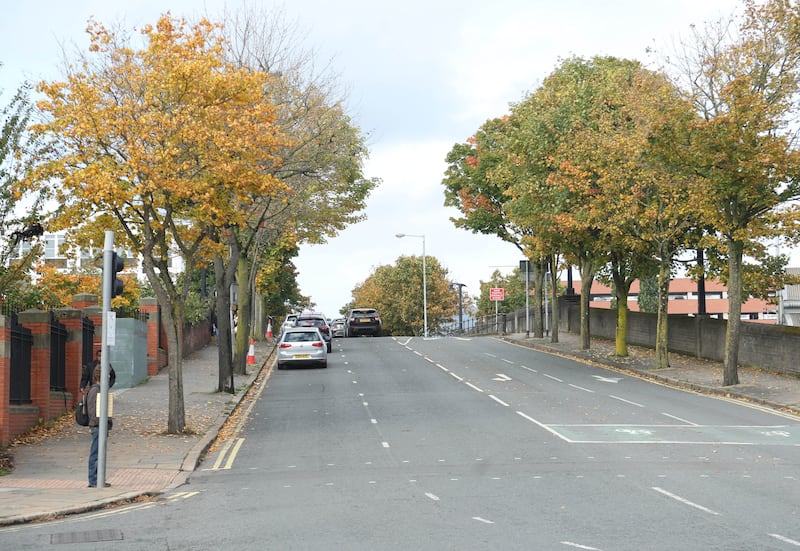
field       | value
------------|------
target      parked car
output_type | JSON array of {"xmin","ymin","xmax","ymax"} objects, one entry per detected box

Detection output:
[
  {"xmin": 280, "ymin": 313, "xmax": 299, "ymax": 336},
  {"xmin": 330, "ymin": 318, "xmax": 345, "ymax": 338},
  {"xmin": 276, "ymin": 327, "xmax": 328, "ymax": 369},
  {"xmin": 294, "ymin": 313, "xmax": 332, "ymax": 352},
  {"xmin": 345, "ymin": 308, "xmax": 382, "ymax": 337}
]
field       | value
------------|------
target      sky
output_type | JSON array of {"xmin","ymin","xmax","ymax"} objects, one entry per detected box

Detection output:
[{"xmin": 1, "ymin": 0, "xmax": 763, "ymax": 318}]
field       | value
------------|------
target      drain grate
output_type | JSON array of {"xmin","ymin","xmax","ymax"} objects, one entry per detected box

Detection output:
[{"xmin": 51, "ymin": 529, "xmax": 124, "ymax": 544}]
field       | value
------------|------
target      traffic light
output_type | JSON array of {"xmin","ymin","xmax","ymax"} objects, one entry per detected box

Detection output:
[{"xmin": 111, "ymin": 252, "xmax": 124, "ymax": 298}]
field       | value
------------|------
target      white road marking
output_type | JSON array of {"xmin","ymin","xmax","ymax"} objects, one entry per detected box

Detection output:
[
  {"xmin": 466, "ymin": 382, "xmax": 484, "ymax": 392},
  {"xmin": 501, "ymin": 358, "xmax": 514, "ymax": 364},
  {"xmin": 371, "ymin": 419, "xmax": 377, "ymax": 424},
  {"xmin": 425, "ymin": 492, "xmax": 440, "ymax": 501},
  {"xmin": 484, "ymin": 353, "xmax": 497, "ymax": 358},
  {"xmin": 543, "ymin": 373, "xmax": 563, "ymax": 383},
  {"xmin": 436, "ymin": 363, "xmax": 447, "ymax": 370},
  {"xmin": 472, "ymin": 516, "xmax": 495, "ymax": 524},
  {"xmin": 569, "ymin": 384, "xmax": 595, "ymax": 393},
  {"xmin": 493, "ymin": 373, "xmax": 512, "ymax": 381},
  {"xmin": 561, "ymin": 541, "xmax": 602, "ymax": 550},
  {"xmin": 769, "ymin": 534, "xmax": 800, "ymax": 546},
  {"xmin": 662, "ymin": 412, "xmax": 698, "ymax": 425},
  {"xmin": 592, "ymin": 375, "xmax": 621, "ymax": 383},
  {"xmin": 449, "ymin": 372, "xmax": 464, "ymax": 382},
  {"xmin": 489, "ymin": 394, "xmax": 509, "ymax": 407},
  {"xmin": 382, "ymin": 441, "xmax": 390, "ymax": 448},
  {"xmin": 610, "ymin": 395, "xmax": 644, "ymax": 408},
  {"xmin": 652, "ymin": 486, "xmax": 720, "ymax": 515},
  {"xmin": 516, "ymin": 411, "xmax": 574, "ymax": 442}
]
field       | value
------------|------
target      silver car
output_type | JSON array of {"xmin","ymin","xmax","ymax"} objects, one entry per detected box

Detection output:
[{"xmin": 276, "ymin": 327, "xmax": 328, "ymax": 369}]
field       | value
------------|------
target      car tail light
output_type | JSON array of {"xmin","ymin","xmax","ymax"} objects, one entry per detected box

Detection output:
[
  {"xmin": 312, "ymin": 342, "xmax": 324, "ymax": 347},
  {"xmin": 280, "ymin": 343, "xmax": 292, "ymax": 348}
]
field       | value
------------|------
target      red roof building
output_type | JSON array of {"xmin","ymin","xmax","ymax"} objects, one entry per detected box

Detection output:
[{"xmin": 567, "ymin": 277, "xmax": 777, "ymax": 323}]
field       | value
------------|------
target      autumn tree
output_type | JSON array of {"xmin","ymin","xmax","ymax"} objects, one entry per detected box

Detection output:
[
  {"xmin": 671, "ymin": 0, "xmax": 800, "ymax": 384},
  {"xmin": 22, "ymin": 15, "xmax": 291, "ymax": 433},
  {"xmin": 218, "ymin": 5, "xmax": 379, "ymax": 378},
  {"xmin": 350, "ymin": 255, "xmax": 456, "ymax": 336}
]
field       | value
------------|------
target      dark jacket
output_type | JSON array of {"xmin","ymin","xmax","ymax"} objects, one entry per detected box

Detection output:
[
  {"xmin": 80, "ymin": 361, "xmax": 116, "ymax": 391},
  {"xmin": 87, "ymin": 383, "xmax": 100, "ymax": 428}
]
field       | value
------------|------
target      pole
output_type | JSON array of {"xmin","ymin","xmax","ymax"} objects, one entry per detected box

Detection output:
[
  {"xmin": 422, "ymin": 235, "xmax": 428, "ymax": 338},
  {"xmin": 457, "ymin": 285, "xmax": 464, "ymax": 333},
  {"xmin": 97, "ymin": 230, "xmax": 114, "ymax": 488},
  {"xmin": 544, "ymin": 271, "xmax": 550, "ymax": 337},
  {"xmin": 525, "ymin": 260, "xmax": 530, "ymax": 337}
]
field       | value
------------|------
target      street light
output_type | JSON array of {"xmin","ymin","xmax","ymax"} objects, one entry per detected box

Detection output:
[
  {"xmin": 450, "ymin": 282, "xmax": 466, "ymax": 333},
  {"xmin": 396, "ymin": 233, "xmax": 428, "ymax": 338}
]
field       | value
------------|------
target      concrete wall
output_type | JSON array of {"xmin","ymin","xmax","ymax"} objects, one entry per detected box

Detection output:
[
  {"xmin": 109, "ymin": 318, "xmax": 148, "ymax": 389},
  {"xmin": 559, "ymin": 298, "xmax": 800, "ymax": 376}
]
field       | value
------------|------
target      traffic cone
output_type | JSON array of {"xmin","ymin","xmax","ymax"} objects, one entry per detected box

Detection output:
[
  {"xmin": 247, "ymin": 337, "xmax": 256, "ymax": 365},
  {"xmin": 266, "ymin": 320, "xmax": 273, "ymax": 339}
]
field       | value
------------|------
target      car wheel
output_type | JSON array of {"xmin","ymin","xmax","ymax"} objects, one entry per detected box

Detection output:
[
  {"xmin": 277, "ymin": 363, "xmax": 285, "ymax": 370},
  {"xmin": 321, "ymin": 361, "xmax": 328, "ymax": 368}
]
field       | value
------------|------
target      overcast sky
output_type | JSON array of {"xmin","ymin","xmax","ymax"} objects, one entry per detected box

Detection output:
[{"xmin": 2, "ymin": 0, "xmax": 763, "ymax": 317}]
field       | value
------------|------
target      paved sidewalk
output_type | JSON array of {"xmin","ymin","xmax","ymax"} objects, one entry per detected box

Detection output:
[
  {"xmin": 0, "ymin": 340, "xmax": 274, "ymax": 526},
  {"xmin": 1, "ymin": 331, "xmax": 798, "ymax": 527}
]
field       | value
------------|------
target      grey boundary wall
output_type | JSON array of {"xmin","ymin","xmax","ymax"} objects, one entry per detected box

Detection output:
[{"xmin": 557, "ymin": 298, "xmax": 800, "ymax": 377}]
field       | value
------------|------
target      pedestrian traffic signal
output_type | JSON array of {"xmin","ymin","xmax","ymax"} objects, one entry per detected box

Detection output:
[{"xmin": 111, "ymin": 252, "xmax": 124, "ymax": 298}]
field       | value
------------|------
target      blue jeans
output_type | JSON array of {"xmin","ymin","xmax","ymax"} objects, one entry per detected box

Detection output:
[{"xmin": 88, "ymin": 427, "xmax": 99, "ymax": 487}]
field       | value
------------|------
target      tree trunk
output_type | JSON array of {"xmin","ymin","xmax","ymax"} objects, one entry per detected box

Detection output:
[
  {"xmin": 655, "ymin": 259, "xmax": 671, "ymax": 370},
  {"xmin": 611, "ymin": 273, "xmax": 630, "ymax": 357},
  {"xmin": 579, "ymin": 258, "xmax": 595, "ymax": 350},
  {"xmin": 723, "ymin": 239, "xmax": 743, "ymax": 386},
  {"xmin": 532, "ymin": 261, "xmax": 544, "ymax": 338},
  {"xmin": 549, "ymin": 255, "xmax": 559, "ymax": 343},
  {"xmin": 163, "ymin": 308, "xmax": 186, "ymax": 434},
  {"xmin": 234, "ymin": 257, "xmax": 251, "ymax": 375},
  {"xmin": 214, "ymin": 244, "xmax": 240, "ymax": 393}
]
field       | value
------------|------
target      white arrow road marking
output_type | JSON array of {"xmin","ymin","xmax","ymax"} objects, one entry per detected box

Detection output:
[
  {"xmin": 592, "ymin": 375, "xmax": 621, "ymax": 383},
  {"xmin": 425, "ymin": 492, "xmax": 440, "ymax": 501},
  {"xmin": 493, "ymin": 373, "xmax": 512, "ymax": 381}
]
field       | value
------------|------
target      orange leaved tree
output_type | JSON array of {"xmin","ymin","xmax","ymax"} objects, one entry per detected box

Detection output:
[{"xmin": 21, "ymin": 15, "xmax": 290, "ymax": 433}]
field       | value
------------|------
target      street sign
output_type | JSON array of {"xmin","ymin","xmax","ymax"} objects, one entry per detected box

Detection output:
[{"xmin": 489, "ymin": 287, "xmax": 505, "ymax": 301}]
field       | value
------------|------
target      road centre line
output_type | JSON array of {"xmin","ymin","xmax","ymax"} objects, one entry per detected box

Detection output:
[
  {"xmin": 769, "ymin": 534, "xmax": 800, "ymax": 547},
  {"xmin": 489, "ymin": 394, "xmax": 509, "ymax": 407},
  {"xmin": 520, "ymin": 365, "xmax": 537, "ymax": 373},
  {"xmin": 609, "ymin": 395, "xmax": 645, "ymax": 408},
  {"xmin": 651, "ymin": 486, "xmax": 720, "ymax": 515},
  {"xmin": 569, "ymin": 384, "xmax": 595, "ymax": 393},
  {"xmin": 561, "ymin": 542, "xmax": 602, "ymax": 550},
  {"xmin": 543, "ymin": 373, "xmax": 563, "ymax": 383},
  {"xmin": 472, "ymin": 516, "xmax": 495, "ymax": 524},
  {"xmin": 436, "ymin": 363, "xmax": 448, "ymax": 371},
  {"xmin": 465, "ymin": 382, "xmax": 484, "ymax": 392},
  {"xmin": 501, "ymin": 358, "xmax": 514, "ymax": 364},
  {"xmin": 483, "ymin": 353, "xmax": 497, "ymax": 358}
]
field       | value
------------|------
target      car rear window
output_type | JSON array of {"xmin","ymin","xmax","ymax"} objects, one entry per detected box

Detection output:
[{"xmin": 284, "ymin": 331, "xmax": 320, "ymax": 342}]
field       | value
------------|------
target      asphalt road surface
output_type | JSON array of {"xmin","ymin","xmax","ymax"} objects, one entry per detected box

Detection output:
[{"xmin": 3, "ymin": 335, "xmax": 799, "ymax": 550}]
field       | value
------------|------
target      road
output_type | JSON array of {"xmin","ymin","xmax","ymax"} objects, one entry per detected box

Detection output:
[{"xmin": 2, "ymin": 336, "xmax": 799, "ymax": 550}]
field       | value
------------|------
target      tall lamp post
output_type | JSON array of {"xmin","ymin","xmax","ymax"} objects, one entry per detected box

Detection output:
[
  {"xmin": 396, "ymin": 233, "xmax": 427, "ymax": 338},
  {"xmin": 450, "ymin": 282, "xmax": 466, "ymax": 333}
]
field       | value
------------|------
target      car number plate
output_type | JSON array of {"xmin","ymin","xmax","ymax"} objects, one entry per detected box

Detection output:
[
  {"xmin": 359, "ymin": 319, "xmax": 371, "ymax": 323},
  {"xmin": 294, "ymin": 354, "xmax": 311, "ymax": 359}
]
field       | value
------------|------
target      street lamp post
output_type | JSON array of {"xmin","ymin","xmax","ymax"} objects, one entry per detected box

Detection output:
[
  {"xmin": 396, "ymin": 233, "xmax": 427, "ymax": 338},
  {"xmin": 450, "ymin": 282, "xmax": 466, "ymax": 333}
]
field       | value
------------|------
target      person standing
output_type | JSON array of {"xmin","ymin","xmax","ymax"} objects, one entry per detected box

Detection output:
[
  {"xmin": 80, "ymin": 349, "xmax": 116, "ymax": 396},
  {"xmin": 86, "ymin": 365, "xmax": 109, "ymax": 487}
]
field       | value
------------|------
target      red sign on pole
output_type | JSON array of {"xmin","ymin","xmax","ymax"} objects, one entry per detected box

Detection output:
[{"xmin": 489, "ymin": 287, "xmax": 505, "ymax": 301}]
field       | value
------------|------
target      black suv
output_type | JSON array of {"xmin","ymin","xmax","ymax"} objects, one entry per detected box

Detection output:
[
  {"xmin": 294, "ymin": 313, "xmax": 332, "ymax": 352},
  {"xmin": 345, "ymin": 308, "xmax": 382, "ymax": 337}
]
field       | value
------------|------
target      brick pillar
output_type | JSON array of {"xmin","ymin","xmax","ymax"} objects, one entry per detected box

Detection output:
[
  {"xmin": 141, "ymin": 297, "xmax": 161, "ymax": 376},
  {"xmin": 17, "ymin": 309, "xmax": 52, "ymax": 420},
  {"xmin": 0, "ymin": 315, "xmax": 11, "ymax": 447},
  {"xmin": 54, "ymin": 307, "xmax": 85, "ymax": 406},
  {"xmin": 83, "ymin": 306, "xmax": 103, "ymax": 356},
  {"xmin": 72, "ymin": 293, "xmax": 98, "ymax": 311}
]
